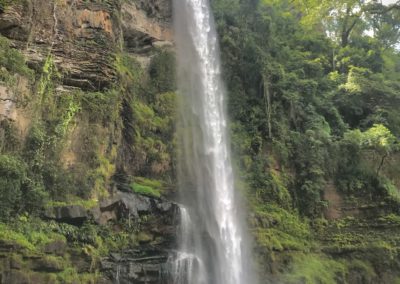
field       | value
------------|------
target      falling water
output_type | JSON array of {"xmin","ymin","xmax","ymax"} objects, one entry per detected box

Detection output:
[{"xmin": 172, "ymin": 0, "xmax": 255, "ymax": 283}]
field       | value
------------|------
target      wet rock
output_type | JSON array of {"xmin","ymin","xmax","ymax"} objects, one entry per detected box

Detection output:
[
  {"xmin": 0, "ymin": 0, "xmax": 174, "ymax": 92},
  {"xmin": 44, "ymin": 240, "xmax": 67, "ymax": 256},
  {"xmin": 69, "ymin": 248, "xmax": 92, "ymax": 273},
  {"xmin": 1, "ymin": 270, "xmax": 30, "ymax": 284},
  {"xmin": 0, "ymin": 77, "xmax": 30, "ymax": 132},
  {"xmin": 92, "ymin": 190, "xmax": 178, "ymax": 225},
  {"xmin": 121, "ymin": 0, "xmax": 172, "ymax": 54},
  {"xmin": 156, "ymin": 201, "xmax": 172, "ymax": 212},
  {"xmin": 110, "ymin": 252, "xmax": 122, "ymax": 261},
  {"xmin": 32, "ymin": 256, "xmax": 63, "ymax": 273},
  {"xmin": 101, "ymin": 249, "xmax": 172, "ymax": 284},
  {"xmin": 134, "ymin": 0, "xmax": 172, "ymax": 20},
  {"xmin": 44, "ymin": 205, "xmax": 88, "ymax": 225},
  {"xmin": 0, "ymin": 5, "xmax": 30, "ymax": 41},
  {"xmin": 0, "ymin": 0, "xmax": 118, "ymax": 91},
  {"xmin": 94, "ymin": 191, "xmax": 179, "ymax": 283},
  {"xmin": 90, "ymin": 206, "xmax": 117, "ymax": 226},
  {"xmin": 9, "ymin": 256, "xmax": 22, "ymax": 270},
  {"xmin": 0, "ymin": 240, "xmax": 24, "ymax": 253}
]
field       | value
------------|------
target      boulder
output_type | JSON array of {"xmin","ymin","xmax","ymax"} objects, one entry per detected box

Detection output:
[
  {"xmin": 101, "ymin": 249, "xmax": 172, "ymax": 284},
  {"xmin": 121, "ymin": 0, "xmax": 172, "ymax": 54},
  {"xmin": 92, "ymin": 190, "xmax": 178, "ymax": 225},
  {"xmin": 44, "ymin": 205, "xmax": 88, "ymax": 225},
  {"xmin": 94, "ymin": 191, "xmax": 180, "ymax": 283}
]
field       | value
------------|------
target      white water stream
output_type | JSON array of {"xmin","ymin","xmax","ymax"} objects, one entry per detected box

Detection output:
[{"xmin": 172, "ymin": 1, "xmax": 255, "ymax": 283}]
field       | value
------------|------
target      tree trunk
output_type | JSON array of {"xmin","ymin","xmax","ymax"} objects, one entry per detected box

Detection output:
[
  {"xmin": 262, "ymin": 75, "xmax": 272, "ymax": 139},
  {"xmin": 376, "ymin": 153, "xmax": 388, "ymax": 176}
]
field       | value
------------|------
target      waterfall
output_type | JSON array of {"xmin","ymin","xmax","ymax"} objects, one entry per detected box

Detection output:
[{"xmin": 172, "ymin": 0, "xmax": 256, "ymax": 283}]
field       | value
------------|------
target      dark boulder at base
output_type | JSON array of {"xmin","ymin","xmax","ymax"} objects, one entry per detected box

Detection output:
[
  {"xmin": 95, "ymin": 191, "xmax": 180, "ymax": 284},
  {"xmin": 101, "ymin": 249, "xmax": 173, "ymax": 284}
]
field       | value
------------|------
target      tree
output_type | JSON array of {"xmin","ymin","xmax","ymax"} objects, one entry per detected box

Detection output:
[
  {"xmin": 361, "ymin": 124, "xmax": 398, "ymax": 175},
  {"xmin": 294, "ymin": 0, "xmax": 400, "ymax": 48},
  {"xmin": 366, "ymin": 1, "xmax": 400, "ymax": 48}
]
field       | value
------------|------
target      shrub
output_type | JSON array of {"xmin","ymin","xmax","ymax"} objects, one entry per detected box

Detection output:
[
  {"xmin": 0, "ymin": 0, "xmax": 11, "ymax": 11},
  {"xmin": 149, "ymin": 50, "xmax": 176, "ymax": 93},
  {"xmin": 80, "ymin": 89, "xmax": 119, "ymax": 125},
  {"xmin": 131, "ymin": 183, "xmax": 161, "ymax": 198},
  {"xmin": 0, "ymin": 35, "xmax": 33, "ymax": 78},
  {"xmin": 0, "ymin": 154, "xmax": 26, "ymax": 219},
  {"xmin": 0, "ymin": 223, "xmax": 35, "ymax": 250},
  {"xmin": 0, "ymin": 120, "xmax": 20, "ymax": 153},
  {"xmin": 284, "ymin": 254, "xmax": 346, "ymax": 284}
]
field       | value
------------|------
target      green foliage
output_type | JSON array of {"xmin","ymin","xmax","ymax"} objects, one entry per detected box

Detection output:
[
  {"xmin": 252, "ymin": 204, "xmax": 311, "ymax": 252},
  {"xmin": 114, "ymin": 53, "xmax": 143, "ymax": 91},
  {"xmin": 54, "ymin": 97, "xmax": 80, "ymax": 138},
  {"xmin": 0, "ymin": 223, "xmax": 35, "ymax": 250},
  {"xmin": 361, "ymin": 124, "xmax": 397, "ymax": 152},
  {"xmin": 23, "ymin": 123, "xmax": 47, "ymax": 186},
  {"xmin": 0, "ymin": 120, "xmax": 20, "ymax": 153},
  {"xmin": 212, "ymin": 0, "xmax": 400, "ymax": 218},
  {"xmin": 115, "ymin": 52, "xmax": 176, "ymax": 177},
  {"xmin": 380, "ymin": 177, "xmax": 400, "ymax": 203},
  {"xmin": 0, "ymin": 216, "xmax": 67, "ymax": 252},
  {"xmin": 80, "ymin": 89, "xmax": 119, "ymax": 125},
  {"xmin": 209, "ymin": 3, "xmax": 400, "ymax": 281},
  {"xmin": 337, "ymin": 125, "xmax": 398, "ymax": 196},
  {"xmin": 0, "ymin": 217, "xmax": 106, "ymax": 282},
  {"xmin": 348, "ymin": 259, "xmax": 376, "ymax": 279},
  {"xmin": 248, "ymin": 162, "xmax": 292, "ymax": 209},
  {"xmin": 0, "ymin": 155, "xmax": 25, "ymax": 218},
  {"xmin": 134, "ymin": 176, "xmax": 163, "ymax": 188},
  {"xmin": 89, "ymin": 154, "xmax": 116, "ymax": 199},
  {"xmin": 38, "ymin": 54, "xmax": 60, "ymax": 107},
  {"xmin": 131, "ymin": 184, "xmax": 160, "ymax": 198},
  {"xmin": 378, "ymin": 213, "xmax": 400, "ymax": 225},
  {"xmin": 0, "ymin": 0, "xmax": 17, "ymax": 11},
  {"xmin": 131, "ymin": 177, "xmax": 163, "ymax": 198},
  {"xmin": 284, "ymin": 254, "xmax": 346, "ymax": 284},
  {"xmin": 149, "ymin": 50, "xmax": 176, "ymax": 93},
  {"xmin": 0, "ymin": 35, "xmax": 33, "ymax": 80},
  {"xmin": 56, "ymin": 267, "xmax": 80, "ymax": 283}
]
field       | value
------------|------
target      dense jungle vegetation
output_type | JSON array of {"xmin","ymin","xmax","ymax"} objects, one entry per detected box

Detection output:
[
  {"xmin": 0, "ymin": 0, "xmax": 399, "ymax": 283},
  {"xmin": 211, "ymin": 0, "xmax": 400, "ymax": 282}
]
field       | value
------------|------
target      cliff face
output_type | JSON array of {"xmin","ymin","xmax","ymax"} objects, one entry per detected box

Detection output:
[
  {"xmin": 1, "ymin": 0, "xmax": 175, "ymax": 172},
  {"xmin": 0, "ymin": 0, "xmax": 173, "ymax": 134},
  {"xmin": 0, "ymin": 0, "xmax": 178, "ymax": 283},
  {"xmin": 0, "ymin": 0, "xmax": 172, "ymax": 89}
]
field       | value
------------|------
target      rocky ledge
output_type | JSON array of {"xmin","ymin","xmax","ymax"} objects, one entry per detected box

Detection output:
[
  {"xmin": 101, "ymin": 248, "xmax": 173, "ymax": 284},
  {"xmin": 0, "ymin": 0, "xmax": 173, "ymax": 91},
  {"xmin": 97, "ymin": 191, "xmax": 179, "ymax": 284},
  {"xmin": 0, "ymin": 191, "xmax": 180, "ymax": 284}
]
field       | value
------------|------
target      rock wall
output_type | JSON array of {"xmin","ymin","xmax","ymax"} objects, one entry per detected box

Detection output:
[
  {"xmin": 0, "ymin": 0, "xmax": 172, "ymax": 91},
  {"xmin": 0, "ymin": 0, "xmax": 177, "ymax": 283}
]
